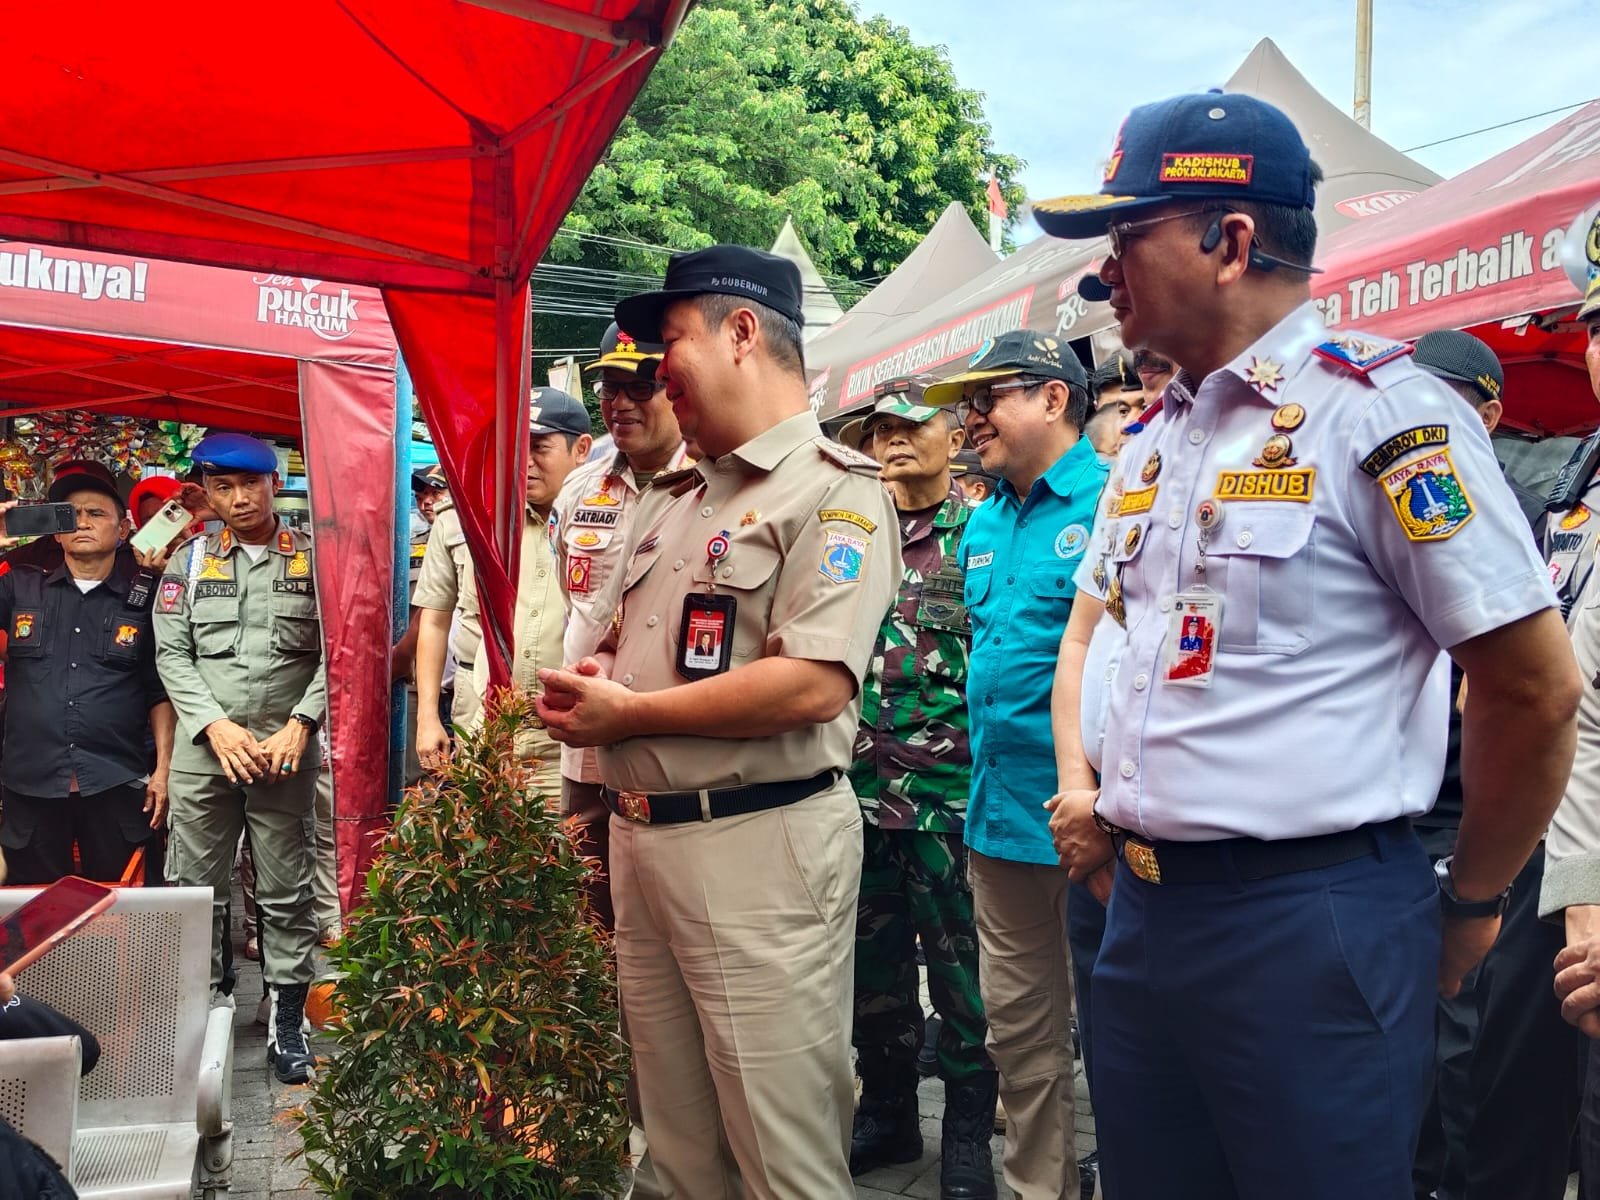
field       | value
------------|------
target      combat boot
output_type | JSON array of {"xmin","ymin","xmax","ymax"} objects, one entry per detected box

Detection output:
[
  {"xmin": 940, "ymin": 1072, "xmax": 998, "ymax": 1199},
  {"xmin": 850, "ymin": 1053, "xmax": 922, "ymax": 1176},
  {"xmin": 267, "ymin": 982, "xmax": 315, "ymax": 1084}
]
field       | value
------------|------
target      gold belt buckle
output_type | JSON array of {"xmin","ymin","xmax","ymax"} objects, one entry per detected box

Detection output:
[
  {"xmin": 617, "ymin": 791, "xmax": 652, "ymax": 823},
  {"xmin": 1123, "ymin": 837, "xmax": 1162, "ymax": 884}
]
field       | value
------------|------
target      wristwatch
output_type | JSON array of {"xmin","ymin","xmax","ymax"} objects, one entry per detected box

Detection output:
[
  {"xmin": 1433, "ymin": 855, "xmax": 1511, "ymax": 919},
  {"xmin": 292, "ymin": 714, "xmax": 319, "ymax": 734}
]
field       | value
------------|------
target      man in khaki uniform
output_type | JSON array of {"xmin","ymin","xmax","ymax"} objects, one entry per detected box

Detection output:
[
  {"xmin": 414, "ymin": 490, "xmax": 484, "ymax": 756},
  {"xmin": 538, "ymin": 245, "xmax": 900, "ymax": 1200},
  {"xmin": 554, "ymin": 322, "xmax": 688, "ymax": 927},
  {"xmin": 153, "ymin": 432, "xmax": 324, "ymax": 1085},
  {"xmin": 467, "ymin": 387, "xmax": 591, "ymax": 793}
]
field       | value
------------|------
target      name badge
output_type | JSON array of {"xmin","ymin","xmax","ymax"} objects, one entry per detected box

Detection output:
[
  {"xmin": 677, "ymin": 594, "xmax": 736, "ymax": 681},
  {"xmin": 1162, "ymin": 591, "xmax": 1223, "ymax": 688}
]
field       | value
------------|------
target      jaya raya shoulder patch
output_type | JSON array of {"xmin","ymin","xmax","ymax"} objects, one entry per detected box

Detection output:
[
  {"xmin": 819, "ymin": 529, "xmax": 868, "ymax": 584},
  {"xmin": 1380, "ymin": 448, "xmax": 1475, "ymax": 541}
]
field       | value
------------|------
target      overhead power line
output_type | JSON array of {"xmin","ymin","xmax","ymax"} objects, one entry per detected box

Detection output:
[{"xmin": 1402, "ymin": 98, "xmax": 1597, "ymax": 153}]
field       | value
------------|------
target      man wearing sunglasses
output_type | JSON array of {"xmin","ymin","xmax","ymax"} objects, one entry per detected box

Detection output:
[
  {"xmin": 1036, "ymin": 92, "xmax": 1578, "ymax": 1199},
  {"xmin": 922, "ymin": 329, "xmax": 1105, "ymax": 1200},
  {"xmin": 554, "ymin": 321, "xmax": 689, "ymax": 930}
]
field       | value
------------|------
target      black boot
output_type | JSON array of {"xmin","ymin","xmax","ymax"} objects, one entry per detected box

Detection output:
[
  {"xmin": 850, "ymin": 1054, "xmax": 922, "ymax": 1176},
  {"xmin": 940, "ymin": 1073, "xmax": 998, "ymax": 1200},
  {"xmin": 268, "ymin": 983, "xmax": 315, "ymax": 1084}
]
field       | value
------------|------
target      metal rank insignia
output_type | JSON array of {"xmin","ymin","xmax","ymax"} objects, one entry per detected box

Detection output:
[
  {"xmin": 1253, "ymin": 433, "xmax": 1297, "ymax": 469},
  {"xmin": 1244, "ymin": 356, "xmax": 1285, "ymax": 394},
  {"xmin": 1123, "ymin": 838, "xmax": 1162, "ymax": 884},
  {"xmin": 1106, "ymin": 572, "xmax": 1126, "ymax": 627},
  {"xmin": 1271, "ymin": 403, "xmax": 1306, "ymax": 432},
  {"xmin": 1141, "ymin": 450, "xmax": 1162, "ymax": 483},
  {"xmin": 1124, "ymin": 524, "xmax": 1143, "ymax": 556}
]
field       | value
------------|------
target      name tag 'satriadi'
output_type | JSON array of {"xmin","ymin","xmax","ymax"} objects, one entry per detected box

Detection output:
[{"xmin": 1215, "ymin": 468, "xmax": 1316, "ymax": 502}]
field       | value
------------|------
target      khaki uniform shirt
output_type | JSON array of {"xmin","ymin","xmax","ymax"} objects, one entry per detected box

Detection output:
[
  {"xmin": 595, "ymin": 412, "xmax": 900, "ymax": 794},
  {"xmin": 153, "ymin": 523, "xmax": 327, "ymax": 776},
  {"xmin": 553, "ymin": 442, "xmax": 691, "ymax": 784},
  {"xmin": 472, "ymin": 516, "xmax": 564, "ymax": 763},
  {"xmin": 412, "ymin": 502, "xmax": 483, "ymax": 669}
]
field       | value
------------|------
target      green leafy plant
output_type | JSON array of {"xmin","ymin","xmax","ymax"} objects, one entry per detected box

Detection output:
[{"xmin": 296, "ymin": 692, "xmax": 629, "ymax": 1199}]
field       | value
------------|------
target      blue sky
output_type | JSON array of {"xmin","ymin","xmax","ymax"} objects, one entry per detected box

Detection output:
[{"xmin": 862, "ymin": 0, "xmax": 1593, "ymax": 235}]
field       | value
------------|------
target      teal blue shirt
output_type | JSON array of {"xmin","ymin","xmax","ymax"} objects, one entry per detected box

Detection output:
[{"xmin": 961, "ymin": 437, "xmax": 1109, "ymax": 865}]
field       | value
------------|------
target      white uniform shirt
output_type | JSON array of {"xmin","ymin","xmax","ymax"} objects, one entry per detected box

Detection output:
[
  {"xmin": 1546, "ymin": 469, "xmax": 1600, "ymax": 616},
  {"xmin": 553, "ymin": 444, "xmax": 690, "ymax": 784},
  {"xmin": 1076, "ymin": 303, "xmax": 1555, "ymax": 842}
]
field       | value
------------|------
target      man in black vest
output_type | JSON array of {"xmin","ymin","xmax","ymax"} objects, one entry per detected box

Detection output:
[{"xmin": 0, "ymin": 468, "xmax": 174, "ymax": 883}]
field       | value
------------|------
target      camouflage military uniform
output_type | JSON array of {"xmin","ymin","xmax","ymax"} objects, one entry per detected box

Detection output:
[{"xmin": 850, "ymin": 485, "xmax": 991, "ymax": 1082}]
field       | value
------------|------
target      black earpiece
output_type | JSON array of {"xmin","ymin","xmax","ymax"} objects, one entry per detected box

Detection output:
[
  {"xmin": 1199, "ymin": 218, "xmax": 1224, "ymax": 253},
  {"xmin": 1201, "ymin": 214, "xmax": 1319, "ymax": 276}
]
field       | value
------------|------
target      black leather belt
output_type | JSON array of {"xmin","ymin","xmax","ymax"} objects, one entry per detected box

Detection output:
[
  {"xmin": 1108, "ymin": 817, "xmax": 1414, "ymax": 885},
  {"xmin": 602, "ymin": 769, "xmax": 837, "ymax": 826}
]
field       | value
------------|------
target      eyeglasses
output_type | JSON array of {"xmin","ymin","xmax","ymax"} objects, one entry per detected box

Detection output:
[
  {"xmin": 955, "ymin": 379, "xmax": 1043, "ymax": 423},
  {"xmin": 592, "ymin": 377, "xmax": 660, "ymax": 403},
  {"xmin": 1106, "ymin": 208, "xmax": 1225, "ymax": 259}
]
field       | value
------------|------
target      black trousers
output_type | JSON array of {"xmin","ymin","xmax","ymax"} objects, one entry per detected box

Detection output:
[
  {"xmin": 0, "ymin": 783, "xmax": 152, "ymax": 885},
  {"xmin": 1416, "ymin": 841, "xmax": 1585, "ymax": 1199}
]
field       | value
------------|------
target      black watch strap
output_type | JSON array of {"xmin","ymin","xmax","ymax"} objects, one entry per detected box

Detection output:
[
  {"xmin": 1434, "ymin": 855, "xmax": 1511, "ymax": 919},
  {"xmin": 292, "ymin": 714, "xmax": 319, "ymax": 734}
]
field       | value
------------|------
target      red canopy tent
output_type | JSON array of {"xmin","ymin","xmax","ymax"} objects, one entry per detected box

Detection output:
[
  {"xmin": 0, "ymin": 242, "xmax": 399, "ymax": 909},
  {"xmin": 0, "ymin": 2, "xmax": 687, "ymax": 904},
  {"xmin": 1314, "ymin": 102, "xmax": 1600, "ymax": 435}
]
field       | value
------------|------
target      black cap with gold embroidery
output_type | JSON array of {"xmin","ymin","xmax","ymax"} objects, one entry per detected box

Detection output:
[
  {"xmin": 923, "ymin": 330, "xmax": 1089, "ymax": 408},
  {"xmin": 584, "ymin": 321, "xmax": 664, "ymax": 374},
  {"xmin": 1412, "ymin": 330, "xmax": 1504, "ymax": 406}
]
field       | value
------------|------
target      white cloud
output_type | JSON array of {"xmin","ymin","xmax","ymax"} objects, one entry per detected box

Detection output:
[{"xmin": 862, "ymin": 0, "xmax": 1595, "ymax": 211}]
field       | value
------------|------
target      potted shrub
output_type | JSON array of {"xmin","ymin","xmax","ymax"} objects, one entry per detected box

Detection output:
[{"xmin": 296, "ymin": 693, "xmax": 629, "ymax": 1199}]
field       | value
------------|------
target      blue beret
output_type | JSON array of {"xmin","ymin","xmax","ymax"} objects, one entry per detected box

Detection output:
[{"xmin": 192, "ymin": 432, "xmax": 280, "ymax": 476}]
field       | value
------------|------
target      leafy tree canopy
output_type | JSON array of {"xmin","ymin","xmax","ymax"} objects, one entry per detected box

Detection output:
[{"xmin": 536, "ymin": 0, "xmax": 1024, "ymax": 368}]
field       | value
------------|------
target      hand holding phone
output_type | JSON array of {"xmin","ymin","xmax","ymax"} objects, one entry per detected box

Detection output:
[
  {"xmin": 0, "ymin": 876, "xmax": 116, "ymax": 977},
  {"xmin": 130, "ymin": 498, "xmax": 193, "ymax": 558},
  {"xmin": 0, "ymin": 502, "xmax": 79, "ymax": 540}
]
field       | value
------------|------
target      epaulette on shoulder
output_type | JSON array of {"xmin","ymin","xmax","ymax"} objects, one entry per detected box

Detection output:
[
  {"xmin": 1312, "ymin": 333, "xmax": 1413, "ymax": 379},
  {"xmin": 818, "ymin": 438, "xmax": 883, "ymax": 477},
  {"xmin": 647, "ymin": 466, "xmax": 702, "ymax": 496}
]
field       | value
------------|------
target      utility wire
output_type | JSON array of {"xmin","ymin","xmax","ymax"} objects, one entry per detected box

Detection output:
[{"xmin": 1402, "ymin": 98, "xmax": 1597, "ymax": 153}]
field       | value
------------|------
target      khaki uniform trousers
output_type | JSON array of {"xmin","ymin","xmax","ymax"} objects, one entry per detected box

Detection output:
[
  {"xmin": 612, "ymin": 778, "xmax": 862, "ymax": 1200},
  {"xmin": 968, "ymin": 849, "xmax": 1080, "ymax": 1200},
  {"xmin": 168, "ymin": 767, "xmax": 319, "ymax": 992},
  {"xmin": 314, "ymin": 765, "xmax": 340, "ymax": 934}
]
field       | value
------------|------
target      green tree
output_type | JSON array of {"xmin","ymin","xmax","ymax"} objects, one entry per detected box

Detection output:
[{"xmin": 534, "ymin": 0, "xmax": 1023, "ymax": 371}]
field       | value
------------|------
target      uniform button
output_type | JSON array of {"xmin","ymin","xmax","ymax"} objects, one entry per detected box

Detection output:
[
  {"xmin": 68, "ymin": 743, "xmax": 75, "ymax": 750},
  {"xmin": 70, "ymin": 662, "xmax": 77, "ymax": 669},
  {"xmin": 1119, "ymin": 761, "xmax": 1136, "ymax": 779},
  {"xmin": 622, "ymin": 673, "xmax": 635, "ymax": 686},
  {"xmin": 1055, "ymin": 577, "xmax": 1066, "ymax": 587},
  {"xmin": 1104, "ymin": 667, "xmax": 1114, "ymax": 682},
  {"xmin": 523, "ymin": 650, "xmax": 531, "ymax": 659},
  {"xmin": 673, "ymin": 559, "xmax": 685, "ymax": 570},
  {"xmin": 986, "ymin": 695, "xmax": 995, "ymax": 706},
  {"xmin": 1188, "ymin": 428, "xmax": 1206, "ymax": 445},
  {"xmin": 538, "ymin": 569, "xmax": 546, "ymax": 578},
  {"xmin": 1168, "ymin": 509, "xmax": 1183, "ymax": 529},
  {"xmin": 74, "ymin": 626, "xmax": 81, "ymax": 633},
  {"xmin": 992, "ymin": 636, "xmax": 1001, "ymax": 645},
  {"xmin": 1006, "ymin": 575, "xmax": 1015, "ymax": 585},
  {"xmin": 1134, "ymin": 672, "xmax": 1149, "ymax": 691},
  {"xmin": 1236, "ymin": 529, "xmax": 1254, "ymax": 549},
  {"xmin": 1019, "ymin": 518, "xmax": 1029, "ymax": 529},
  {"xmin": 721, "ymin": 567, "xmax": 732, "ymax": 579},
  {"xmin": 646, "ymin": 615, "xmax": 659, "ymax": 628},
  {"xmin": 700, "ymin": 505, "xmax": 714, "ymax": 517},
  {"xmin": 1159, "ymin": 596, "xmax": 1173, "ymax": 613}
]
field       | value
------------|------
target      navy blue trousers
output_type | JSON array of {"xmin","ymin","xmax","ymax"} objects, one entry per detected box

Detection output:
[{"xmin": 1092, "ymin": 829, "xmax": 1439, "ymax": 1200}]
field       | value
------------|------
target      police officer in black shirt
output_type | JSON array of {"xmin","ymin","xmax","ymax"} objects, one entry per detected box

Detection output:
[{"xmin": 0, "ymin": 469, "xmax": 175, "ymax": 884}]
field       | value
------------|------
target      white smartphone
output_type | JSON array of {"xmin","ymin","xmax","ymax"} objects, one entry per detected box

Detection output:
[{"xmin": 129, "ymin": 498, "xmax": 192, "ymax": 556}]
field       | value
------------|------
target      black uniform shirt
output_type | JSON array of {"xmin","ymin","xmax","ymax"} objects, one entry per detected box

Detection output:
[{"xmin": 0, "ymin": 558, "xmax": 166, "ymax": 797}]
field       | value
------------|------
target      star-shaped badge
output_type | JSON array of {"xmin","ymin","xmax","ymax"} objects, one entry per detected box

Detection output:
[{"xmin": 1245, "ymin": 356, "xmax": 1286, "ymax": 395}]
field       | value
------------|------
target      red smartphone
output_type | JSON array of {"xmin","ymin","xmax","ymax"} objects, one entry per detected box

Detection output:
[{"xmin": 0, "ymin": 876, "xmax": 116, "ymax": 976}]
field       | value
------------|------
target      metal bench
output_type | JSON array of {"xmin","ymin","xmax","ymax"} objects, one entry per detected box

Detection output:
[{"xmin": 0, "ymin": 886, "xmax": 234, "ymax": 1198}]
